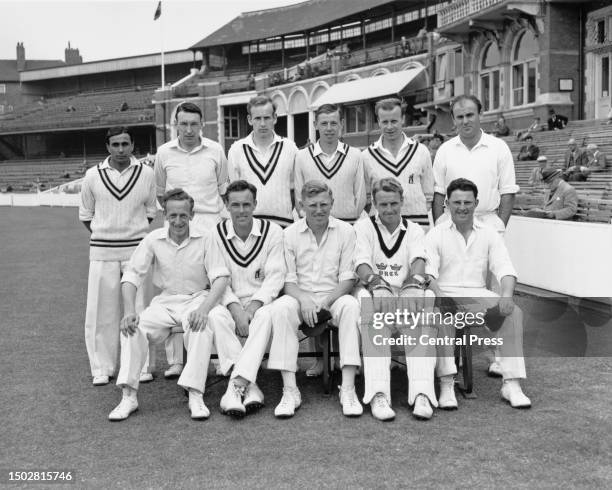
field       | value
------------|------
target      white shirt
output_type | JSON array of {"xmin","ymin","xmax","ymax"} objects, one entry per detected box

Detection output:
[
  {"xmin": 215, "ymin": 218, "xmax": 286, "ymax": 306},
  {"xmin": 362, "ymin": 134, "xmax": 433, "ymax": 217},
  {"xmin": 354, "ymin": 215, "xmax": 426, "ymax": 289},
  {"xmin": 155, "ymin": 137, "xmax": 229, "ymax": 215},
  {"xmin": 284, "ymin": 216, "xmax": 356, "ymax": 294},
  {"xmin": 433, "ymin": 131, "xmax": 519, "ymax": 215},
  {"xmin": 424, "ymin": 219, "xmax": 517, "ymax": 288},
  {"xmin": 122, "ymin": 227, "xmax": 229, "ymax": 295}
]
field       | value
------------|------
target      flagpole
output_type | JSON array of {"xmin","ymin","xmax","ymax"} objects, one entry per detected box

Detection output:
[{"xmin": 160, "ymin": 0, "xmax": 165, "ymax": 89}]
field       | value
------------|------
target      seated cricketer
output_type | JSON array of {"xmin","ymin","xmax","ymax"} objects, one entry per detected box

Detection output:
[
  {"xmin": 354, "ymin": 177, "xmax": 456, "ymax": 421},
  {"xmin": 271, "ymin": 180, "xmax": 363, "ymax": 417},
  {"xmin": 425, "ymin": 178, "xmax": 531, "ymax": 409},
  {"xmin": 108, "ymin": 188, "xmax": 232, "ymax": 421},
  {"xmin": 205, "ymin": 180, "xmax": 286, "ymax": 418}
]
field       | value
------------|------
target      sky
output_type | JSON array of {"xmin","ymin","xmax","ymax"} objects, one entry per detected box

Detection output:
[{"xmin": 0, "ymin": 0, "xmax": 304, "ymax": 62}]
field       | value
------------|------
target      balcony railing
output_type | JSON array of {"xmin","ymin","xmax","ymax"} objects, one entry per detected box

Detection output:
[{"xmin": 438, "ymin": 0, "xmax": 504, "ymax": 28}]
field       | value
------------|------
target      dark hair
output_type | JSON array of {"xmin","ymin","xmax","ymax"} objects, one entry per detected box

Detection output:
[
  {"xmin": 446, "ymin": 178, "xmax": 478, "ymax": 199},
  {"xmin": 162, "ymin": 188, "xmax": 195, "ymax": 212},
  {"xmin": 372, "ymin": 177, "xmax": 404, "ymax": 201},
  {"xmin": 247, "ymin": 95, "xmax": 276, "ymax": 116},
  {"xmin": 431, "ymin": 133, "xmax": 444, "ymax": 143},
  {"xmin": 450, "ymin": 95, "xmax": 482, "ymax": 116},
  {"xmin": 175, "ymin": 102, "xmax": 202, "ymax": 121},
  {"xmin": 105, "ymin": 126, "xmax": 133, "ymax": 145},
  {"xmin": 374, "ymin": 97, "xmax": 403, "ymax": 117},
  {"xmin": 315, "ymin": 103, "xmax": 341, "ymax": 121},
  {"xmin": 224, "ymin": 179, "xmax": 257, "ymax": 202},
  {"xmin": 525, "ymin": 135, "xmax": 533, "ymax": 140}
]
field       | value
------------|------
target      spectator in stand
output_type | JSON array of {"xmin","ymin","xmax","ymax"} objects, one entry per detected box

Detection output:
[
  {"xmin": 565, "ymin": 143, "xmax": 606, "ymax": 181},
  {"xmin": 528, "ymin": 156, "xmax": 548, "ymax": 186},
  {"xmin": 516, "ymin": 117, "xmax": 542, "ymax": 141},
  {"xmin": 547, "ymin": 109, "xmax": 568, "ymax": 131},
  {"xmin": 524, "ymin": 169, "xmax": 578, "ymax": 220},
  {"xmin": 517, "ymin": 135, "xmax": 540, "ymax": 161},
  {"xmin": 427, "ymin": 133, "xmax": 444, "ymax": 162},
  {"xmin": 493, "ymin": 115, "xmax": 510, "ymax": 137},
  {"xmin": 562, "ymin": 138, "xmax": 587, "ymax": 177}
]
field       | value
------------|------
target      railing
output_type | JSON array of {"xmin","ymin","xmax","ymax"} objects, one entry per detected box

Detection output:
[{"xmin": 438, "ymin": 0, "xmax": 504, "ymax": 28}]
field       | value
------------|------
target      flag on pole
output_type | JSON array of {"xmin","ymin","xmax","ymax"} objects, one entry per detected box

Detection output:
[{"xmin": 153, "ymin": 1, "xmax": 162, "ymax": 21}]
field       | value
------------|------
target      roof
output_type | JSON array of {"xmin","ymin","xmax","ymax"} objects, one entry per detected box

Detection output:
[
  {"xmin": 190, "ymin": 0, "xmax": 404, "ymax": 49},
  {"xmin": 0, "ymin": 59, "xmax": 65, "ymax": 81},
  {"xmin": 311, "ymin": 65, "xmax": 425, "ymax": 107}
]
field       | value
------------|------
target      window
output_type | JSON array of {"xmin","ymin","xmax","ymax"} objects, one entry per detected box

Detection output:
[
  {"xmin": 224, "ymin": 106, "xmax": 240, "ymax": 139},
  {"xmin": 597, "ymin": 20, "xmax": 606, "ymax": 44},
  {"xmin": 454, "ymin": 49, "xmax": 463, "ymax": 77},
  {"xmin": 0, "ymin": 105, "xmax": 4, "ymax": 114},
  {"xmin": 345, "ymin": 105, "xmax": 367, "ymax": 133},
  {"xmin": 0, "ymin": 84, "xmax": 5, "ymax": 94},
  {"xmin": 480, "ymin": 43, "xmax": 501, "ymax": 111},
  {"xmin": 602, "ymin": 56, "xmax": 610, "ymax": 97},
  {"xmin": 511, "ymin": 31, "xmax": 538, "ymax": 106},
  {"xmin": 436, "ymin": 53, "xmax": 447, "ymax": 82}
]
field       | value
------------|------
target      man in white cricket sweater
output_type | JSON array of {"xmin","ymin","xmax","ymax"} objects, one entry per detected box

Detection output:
[
  {"xmin": 109, "ymin": 189, "xmax": 232, "ymax": 421},
  {"xmin": 354, "ymin": 177, "xmax": 457, "ymax": 421},
  {"xmin": 79, "ymin": 127, "xmax": 157, "ymax": 386},
  {"xmin": 227, "ymin": 95, "xmax": 297, "ymax": 228},
  {"xmin": 294, "ymin": 103, "xmax": 366, "ymax": 224},
  {"xmin": 361, "ymin": 98, "xmax": 434, "ymax": 227},
  {"xmin": 154, "ymin": 101, "xmax": 230, "ymax": 378},
  {"xmin": 205, "ymin": 180, "xmax": 286, "ymax": 418}
]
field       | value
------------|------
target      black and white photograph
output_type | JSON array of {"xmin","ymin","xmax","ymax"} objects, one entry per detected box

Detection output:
[{"xmin": 1, "ymin": 0, "xmax": 611, "ymax": 487}]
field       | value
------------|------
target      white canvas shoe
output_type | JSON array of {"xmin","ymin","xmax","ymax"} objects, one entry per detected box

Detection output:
[
  {"xmin": 274, "ymin": 387, "xmax": 301, "ymax": 418},
  {"xmin": 108, "ymin": 397, "xmax": 138, "ymax": 421},
  {"xmin": 370, "ymin": 393, "xmax": 395, "ymax": 421},
  {"xmin": 339, "ymin": 385, "xmax": 363, "ymax": 417}
]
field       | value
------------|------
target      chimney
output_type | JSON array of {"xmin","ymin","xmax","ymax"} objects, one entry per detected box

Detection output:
[
  {"xmin": 64, "ymin": 42, "xmax": 83, "ymax": 65},
  {"xmin": 16, "ymin": 42, "xmax": 26, "ymax": 71}
]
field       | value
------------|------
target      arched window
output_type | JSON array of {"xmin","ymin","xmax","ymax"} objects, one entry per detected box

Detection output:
[
  {"xmin": 512, "ymin": 30, "xmax": 538, "ymax": 106},
  {"xmin": 480, "ymin": 43, "xmax": 501, "ymax": 112}
]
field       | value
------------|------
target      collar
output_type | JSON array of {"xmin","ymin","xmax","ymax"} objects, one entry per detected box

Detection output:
[
  {"xmin": 453, "ymin": 130, "xmax": 490, "ymax": 150},
  {"xmin": 169, "ymin": 137, "xmax": 209, "ymax": 153},
  {"xmin": 313, "ymin": 140, "xmax": 346, "ymax": 157},
  {"xmin": 373, "ymin": 133, "xmax": 413, "ymax": 152},
  {"xmin": 225, "ymin": 218, "xmax": 262, "ymax": 240},
  {"xmin": 245, "ymin": 132, "xmax": 282, "ymax": 151},
  {"xmin": 374, "ymin": 213, "xmax": 407, "ymax": 232},
  {"xmin": 443, "ymin": 217, "xmax": 485, "ymax": 232},
  {"xmin": 297, "ymin": 215, "xmax": 338, "ymax": 233},
  {"xmin": 99, "ymin": 156, "xmax": 140, "ymax": 170},
  {"xmin": 157, "ymin": 226, "xmax": 203, "ymax": 241}
]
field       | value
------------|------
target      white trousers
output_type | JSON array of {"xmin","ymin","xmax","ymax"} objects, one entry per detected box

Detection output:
[
  {"xmin": 84, "ymin": 260, "xmax": 183, "ymax": 377},
  {"xmin": 116, "ymin": 293, "xmax": 234, "ymax": 392},
  {"xmin": 439, "ymin": 286, "xmax": 526, "ymax": 380},
  {"xmin": 359, "ymin": 287, "xmax": 456, "ymax": 406},
  {"xmin": 268, "ymin": 293, "xmax": 362, "ymax": 373},
  {"xmin": 207, "ymin": 303, "xmax": 279, "ymax": 384}
]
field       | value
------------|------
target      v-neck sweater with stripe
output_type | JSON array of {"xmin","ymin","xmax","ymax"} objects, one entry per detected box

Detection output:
[
  {"xmin": 79, "ymin": 157, "xmax": 157, "ymax": 261},
  {"xmin": 294, "ymin": 142, "xmax": 366, "ymax": 221},
  {"xmin": 227, "ymin": 134, "xmax": 297, "ymax": 226}
]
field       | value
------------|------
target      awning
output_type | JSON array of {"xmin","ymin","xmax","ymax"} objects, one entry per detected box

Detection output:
[{"xmin": 311, "ymin": 65, "xmax": 425, "ymax": 108}]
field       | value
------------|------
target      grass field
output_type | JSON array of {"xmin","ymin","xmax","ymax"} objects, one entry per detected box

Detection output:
[{"xmin": 1, "ymin": 207, "xmax": 611, "ymax": 489}]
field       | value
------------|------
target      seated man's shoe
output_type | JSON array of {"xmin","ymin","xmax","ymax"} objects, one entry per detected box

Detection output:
[
  {"xmin": 370, "ymin": 393, "xmax": 395, "ymax": 421},
  {"xmin": 501, "ymin": 379, "xmax": 531, "ymax": 409},
  {"xmin": 164, "ymin": 364, "xmax": 183, "ymax": 379},
  {"xmin": 108, "ymin": 397, "xmax": 138, "ymax": 421},
  {"xmin": 139, "ymin": 372, "xmax": 154, "ymax": 383},
  {"xmin": 274, "ymin": 387, "xmax": 302, "ymax": 418},
  {"xmin": 412, "ymin": 394, "xmax": 433, "ymax": 420},
  {"xmin": 438, "ymin": 376, "xmax": 458, "ymax": 410},
  {"xmin": 339, "ymin": 385, "xmax": 363, "ymax": 417},
  {"xmin": 488, "ymin": 361, "xmax": 503, "ymax": 378},
  {"xmin": 93, "ymin": 375, "xmax": 110, "ymax": 386},
  {"xmin": 306, "ymin": 359, "xmax": 324, "ymax": 377},
  {"xmin": 243, "ymin": 383, "xmax": 264, "ymax": 413},
  {"xmin": 188, "ymin": 391, "xmax": 210, "ymax": 420},
  {"xmin": 220, "ymin": 380, "xmax": 246, "ymax": 418}
]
